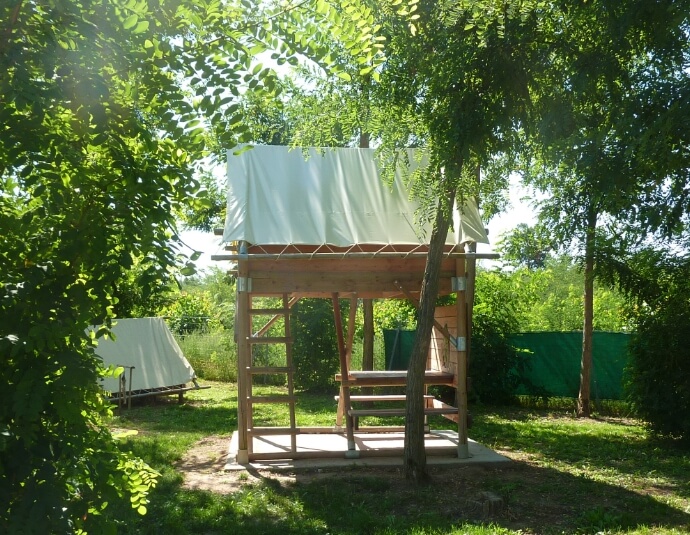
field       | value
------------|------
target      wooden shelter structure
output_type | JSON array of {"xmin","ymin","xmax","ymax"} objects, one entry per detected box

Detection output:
[{"xmin": 213, "ymin": 146, "xmax": 497, "ymax": 463}]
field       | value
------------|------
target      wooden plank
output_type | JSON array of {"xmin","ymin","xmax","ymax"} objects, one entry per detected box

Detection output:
[
  {"xmin": 335, "ymin": 395, "xmax": 434, "ymax": 402},
  {"xmin": 244, "ymin": 256, "xmax": 454, "ymax": 274},
  {"xmin": 348, "ymin": 407, "xmax": 458, "ymax": 417},
  {"xmin": 247, "ymin": 290, "xmax": 425, "ymax": 299},
  {"xmin": 335, "ymin": 370, "xmax": 454, "ymax": 387},
  {"xmin": 249, "ymin": 272, "xmax": 453, "ymax": 295}
]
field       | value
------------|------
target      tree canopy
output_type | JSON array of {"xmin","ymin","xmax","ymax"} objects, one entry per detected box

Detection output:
[{"xmin": 0, "ymin": 0, "xmax": 384, "ymax": 530}]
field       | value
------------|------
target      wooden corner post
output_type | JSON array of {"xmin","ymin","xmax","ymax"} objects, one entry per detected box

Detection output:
[
  {"xmin": 455, "ymin": 250, "xmax": 470, "ymax": 459},
  {"xmin": 235, "ymin": 243, "xmax": 250, "ymax": 463}
]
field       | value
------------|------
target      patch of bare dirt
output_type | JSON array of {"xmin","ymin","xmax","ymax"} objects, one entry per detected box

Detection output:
[{"xmin": 176, "ymin": 435, "xmax": 299, "ymax": 494}]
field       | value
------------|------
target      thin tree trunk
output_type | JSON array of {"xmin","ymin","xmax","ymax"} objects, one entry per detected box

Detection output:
[
  {"xmin": 360, "ymin": 123, "xmax": 374, "ymax": 393},
  {"xmin": 577, "ymin": 206, "xmax": 597, "ymax": 418},
  {"xmin": 404, "ymin": 181, "xmax": 456, "ymax": 483}
]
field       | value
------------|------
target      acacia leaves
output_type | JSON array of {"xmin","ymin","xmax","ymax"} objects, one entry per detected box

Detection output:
[{"xmin": 1, "ymin": 0, "xmax": 388, "ymax": 531}]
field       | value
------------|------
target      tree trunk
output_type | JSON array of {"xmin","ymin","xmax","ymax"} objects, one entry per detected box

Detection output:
[
  {"xmin": 404, "ymin": 183, "xmax": 456, "ymax": 484},
  {"xmin": 577, "ymin": 206, "xmax": 597, "ymax": 418}
]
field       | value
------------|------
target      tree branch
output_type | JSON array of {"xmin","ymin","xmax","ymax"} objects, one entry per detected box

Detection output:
[{"xmin": 0, "ymin": 0, "xmax": 24, "ymax": 56}]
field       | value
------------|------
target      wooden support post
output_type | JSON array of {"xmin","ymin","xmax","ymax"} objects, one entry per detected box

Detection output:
[
  {"xmin": 332, "ymin": 293, "xmax": 358, "ymax": 456},
  {"xmin": 465, "ymin": 241, "xmax": 477, "ymax": 362},
  {"xmin": 235, "ymin": 247, "xmax": 251, "ymax": 463},
  {"xmin": 456, "ymin": 252, "xmax": 470, "ymax": 459},
  {"xmin": 336, "ymin": 297, "xmax": 358, "ymax": 427},
  {"xmin": 362, "ymin": 299, "xmax": 374, "ymax": 396}
]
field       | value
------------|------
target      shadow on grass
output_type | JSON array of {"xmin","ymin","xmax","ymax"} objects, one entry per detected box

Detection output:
[
  {"xmin": 108, "ymin": 393, "xmax": 689, "ymax": 534},
  {"xmin": 471, "ymin": 413, "xmax": 690, "ymax": 499},
  {"xmin": 109, "ymin": 458, "xmax": 690, "ymax": 535},
  {"xmin": 114, "ymin": 395, "xmax": 239, "ymax": 435}
]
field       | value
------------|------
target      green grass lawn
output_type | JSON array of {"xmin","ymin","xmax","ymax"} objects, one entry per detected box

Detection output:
[{"xmin": 107, "ymin": 382, "xmax": 690, "ymax": 534}]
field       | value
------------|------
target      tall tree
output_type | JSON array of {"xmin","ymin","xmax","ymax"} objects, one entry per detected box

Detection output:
[
  {"xmin": 377, "ymin": 0, "xmax": 550, "ymax": 482},
  {"xmin": 524, "ymin": 0, "xmax": 690, "ymax": 417}
]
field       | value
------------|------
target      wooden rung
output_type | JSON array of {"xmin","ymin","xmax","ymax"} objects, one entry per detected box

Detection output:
[
  {"xmin": 347, "ymin": 407, "xmax": 458, "ymax": 417},
  {"xmin": 248, "ymin": 336, "xmax": 292, "ymax": 344},
  {"xmin": 249, "ymin": 395, "xmax": 296, "ymax": 404},
  {"xmin": 334, "ymin": 395, "xmax": 434, "ymax": 402},
  {"xmin": 248, "ymin": 427, "xmax": 299, "ymax": 436},
  {"xmin": 247, "ymin": 366, "xmax": 291, "ymax": 374},
  {"xmin": 250, "ymin": 308, "xmax": 290, "ymax": 315}
]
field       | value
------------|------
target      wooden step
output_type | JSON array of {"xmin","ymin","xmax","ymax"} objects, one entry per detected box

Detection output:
[
  {"xmin": 248, "ymin": 395, "xmax": 296, "ymax": 404},
  {"xmin": 247, "ymin": 366, "xmax": 291, "ymax": 374},
  {"xmin": 250, "ymin": 308, "xmax": 290, "ymax": 315}
]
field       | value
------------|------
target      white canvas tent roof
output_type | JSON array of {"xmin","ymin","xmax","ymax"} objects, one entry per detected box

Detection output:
[
  {"xmin": 93, "ymin": 318, "xmax": 196, "ymax": 395},
  {"xmin": 222, "ymin": 146, "xmax": 489, "ymax": 247}
]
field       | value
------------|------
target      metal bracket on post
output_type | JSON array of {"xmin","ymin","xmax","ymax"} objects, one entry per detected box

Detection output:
[
  {"xmin": 237, "ymin": 276, "xmax": 252, "ymax": 293},
  {"xmin": 450, "ymin": 335, "xmax": 467, "ymax": 352},
  {"xmin": 452, "ymin": 276, "xmax": 467, "ymax": 292}
]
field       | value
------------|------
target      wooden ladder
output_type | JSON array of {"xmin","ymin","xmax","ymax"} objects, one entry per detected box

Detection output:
[{"xmin": 245, "ymin": 294, "xmax": 297, "ymax": 457}]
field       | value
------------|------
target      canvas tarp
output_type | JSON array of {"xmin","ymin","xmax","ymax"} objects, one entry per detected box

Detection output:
[
  {"xmin": 93, "ymin": 318, "xmax": 196, "ymax": 395},
  {"xmin": 223, "ymin": 146, "xmax": 489, "ymax": 247}
]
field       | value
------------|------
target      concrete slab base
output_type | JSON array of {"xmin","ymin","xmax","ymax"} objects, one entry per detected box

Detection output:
[{"xmin": 225, "ymin": 430, "xmax": 509, "ymax": 471}]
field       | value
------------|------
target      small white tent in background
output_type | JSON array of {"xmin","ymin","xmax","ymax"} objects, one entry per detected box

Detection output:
[{"xmin": 92, "ymin": 317, "xmax": 207, "ymax": 405}]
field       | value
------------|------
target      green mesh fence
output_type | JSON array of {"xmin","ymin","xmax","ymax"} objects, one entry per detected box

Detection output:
[
  {"xmin": 510, "ymin": 331, "xmax": 631, "ymax": 400},
  {"xmin": 383, "ymin": 329, "xmax": 416, "ymax": 370}
]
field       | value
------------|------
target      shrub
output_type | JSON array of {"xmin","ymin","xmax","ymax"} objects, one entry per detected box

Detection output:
[
  {"xmin": 291, "ymin": 298, "xmax": 343, "ymax": 393},
  {"xmin": 470, "ymin": 270, "xmax": 538, "ymax": 403},
  {"xmin": 159, "ymin": 291, "xmax": 222, "ymax": 334},
  {"xmin": 626, "ymin": 295, "xmax": 690, "ymax": 441}
]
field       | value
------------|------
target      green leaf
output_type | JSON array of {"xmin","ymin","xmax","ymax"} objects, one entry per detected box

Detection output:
[
  {"xmin": 133, "ymin": 21, "xmax": 149, "ymax": 34},
  {"xmin": 336, "ymin": 71, "xmax": 352, "ymax": 82},
  {"xmin": 123, "ymin": 14, "xmax": 138, "ymax": 30}
]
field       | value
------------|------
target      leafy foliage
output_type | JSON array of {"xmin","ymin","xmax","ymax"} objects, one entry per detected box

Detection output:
[
  {"xmin": 497, "ymin": 223, "xmax": 555, "ymax": 271},
  {"xmin": 0, "ymin": 0, "xmax": 385, "ymax": 529},
  {"xmin": 159, "ymin": 292, "xmax": 223, "ymax": 335},
  {"xmin": 469, "ymin": 271, "xmax": 535, "ymax": 403},
  {"xmin": 372, "ymin": 299, "xmax": 417, "ymax": 334},
  {"xmin": 291, "ymin": 299, "xmax": 343, "ymax": 393},
  {"xmin": 515, "ymin": 257, "xmax": 630, "ymax": 333},
  {"xmin": 603, "ymin": 248, "xmax": 690, "ymax": 441}
]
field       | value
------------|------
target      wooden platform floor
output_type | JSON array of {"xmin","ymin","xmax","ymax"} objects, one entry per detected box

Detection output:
[{"xmin": 226, "ymin": 430, "xmax": 510, "ymax": 470}]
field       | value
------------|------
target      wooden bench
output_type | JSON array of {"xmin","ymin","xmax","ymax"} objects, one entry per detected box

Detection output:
[
  {"xmin": 335, "ymin": 370, "xmax": 455, "ymax": 387},
  {"xmin": 334, "ymin": 371, "xmax": 459, "ymax": 428},
  {"xmin": 334, "ymin": 394, "xmax": 434, "ymax": 402}
]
